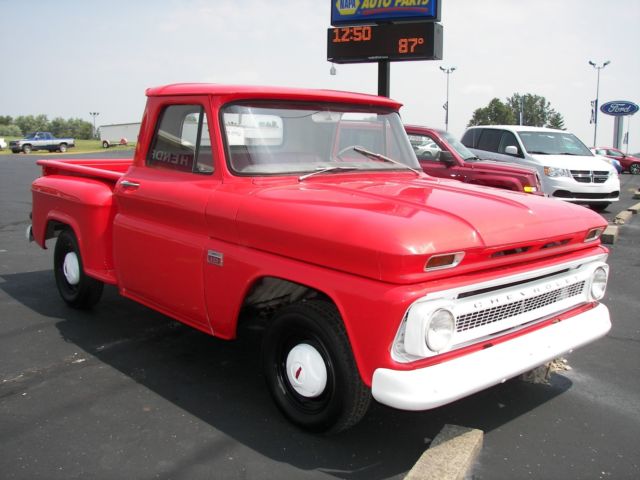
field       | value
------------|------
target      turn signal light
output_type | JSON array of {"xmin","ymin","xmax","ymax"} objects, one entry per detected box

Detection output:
[
  {"xmin": 584, "ymin": 227, "xmax": 604, "ymax": 243},
  {"xmin": 425, "ymin": 252, "xmax": 464, "ymax": 271}
]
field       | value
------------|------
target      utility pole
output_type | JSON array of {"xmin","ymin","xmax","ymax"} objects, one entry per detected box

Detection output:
[
  {"xmin": 89, "ymin": 112, "xmax": 100, "ymax": 139},
  {"xmin": 588, "ymin": 60, "xmax": 610, "ymax": 147},
  {"xmin": 439, "ymin": 66, "xmax": 456, "ymax": 131}
]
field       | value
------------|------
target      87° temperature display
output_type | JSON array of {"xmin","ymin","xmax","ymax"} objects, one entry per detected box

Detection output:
[{"xmin": 327, "ymin": 22, "xmax": 442, "ymax": 64}]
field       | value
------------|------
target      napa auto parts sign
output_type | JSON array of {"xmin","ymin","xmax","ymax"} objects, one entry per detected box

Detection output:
[
  {"xmin": 331, "ymin": 0, "xmax": 441, "ymax": 26},
  {"xmin": 600, "ymin": 101, "xmax": 639, "ymax": 116}
]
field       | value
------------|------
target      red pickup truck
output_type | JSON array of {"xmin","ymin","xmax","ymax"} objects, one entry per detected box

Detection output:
[
  {"xmin": 30, "ymin": 84, "xmax": 611, "ymax": 433},
  {"xmin": 405, "ymin": 125, "xmax": 542, "ymax": 194}
]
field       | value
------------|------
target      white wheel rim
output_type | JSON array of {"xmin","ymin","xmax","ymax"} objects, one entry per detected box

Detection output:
[
  {"xmin": 63, "ymin": 252, "xmax": 80, "ymax": 285},
  {"xmin": 285, "ymin": 343, "xmax": 328, "ymax": 398}
]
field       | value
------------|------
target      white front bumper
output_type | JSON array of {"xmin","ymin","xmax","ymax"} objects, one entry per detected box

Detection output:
[{"xmin": 371, "ymin": 303, "xmax": 610, "ymax": 411}]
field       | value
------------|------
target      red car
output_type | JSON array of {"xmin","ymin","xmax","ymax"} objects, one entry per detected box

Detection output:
[
  {"xmin": 593, "ymin": 147, "xmax": 640, "ymax": 174},
  {"xmin": 405, "ymin": 125, "xmax": 543, "ymax": 195}
]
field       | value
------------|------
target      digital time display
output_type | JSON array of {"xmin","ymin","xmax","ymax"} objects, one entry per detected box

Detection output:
[{"xmin": 327, "ymin": 22, "xmax": 443, "ymax": 64}]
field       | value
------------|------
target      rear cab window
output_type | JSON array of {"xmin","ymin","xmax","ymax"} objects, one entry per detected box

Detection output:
[{"xmin": 147, "ymin": 105, "xmax": 214, "ymax": 174}]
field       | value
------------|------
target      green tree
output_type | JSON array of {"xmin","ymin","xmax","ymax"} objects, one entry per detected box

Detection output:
[
  {"xmin": 468, "ymin": 93, "xmax": 566, "ymax": 129},
  {"xmin": 546, "ymin": 111, "xmax": 566, "ymax": 130},
  {"xmin": 14, "ymin": 115, "xmax": 50, "ymax": 135},
  {"xmin": 506, "ymin": 93, "xmax": 565, "ymax": 128},
  {"xmin": 48, "ymin": 117, "xmax": 67, "ymax": 137},
  {"xmin": 0, "ymin": 124, "xmax": 22, "ymax": 136},
  {"xmin": 66, "ymin": 118, "xmax": 93, "ymax": 139},
  {"xmin": 467, "ymin": 98, "xmax": 516, "ymax": 126},
  {"xmin": 0, "ymin": 115, "xmax": 13, "ymax": 126}
]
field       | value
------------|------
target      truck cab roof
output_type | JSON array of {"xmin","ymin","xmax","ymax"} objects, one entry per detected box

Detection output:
[{"xmin": 145, "ymin": 83, "xmax": 403, "ymax": 109}]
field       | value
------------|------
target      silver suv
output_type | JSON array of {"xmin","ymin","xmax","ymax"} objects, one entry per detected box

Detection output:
[{"xmin": 461, "ymin": 126, "xmax": 619, "ymax": 211}]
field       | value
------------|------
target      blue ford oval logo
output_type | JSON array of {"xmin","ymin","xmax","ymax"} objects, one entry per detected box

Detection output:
[{"xmin": 600, "ymin": 100, "xmax": 639, "ymax": 116}]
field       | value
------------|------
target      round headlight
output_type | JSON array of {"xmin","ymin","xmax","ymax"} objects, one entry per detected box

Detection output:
[
  {"xmin": 590, "ymin": 266, "xmax": 608, "ymax": 301},
  {"xmin": 426, "ymin": 309, "xmax": 455, "ymax": 352}
]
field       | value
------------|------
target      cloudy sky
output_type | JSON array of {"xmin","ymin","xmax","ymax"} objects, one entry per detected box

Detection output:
[{"xmin": 1, "ymin": 0, "xmax": 639, "ymax": 151}]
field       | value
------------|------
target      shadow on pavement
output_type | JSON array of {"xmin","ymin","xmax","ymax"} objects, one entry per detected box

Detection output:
[{"xmin": 0, "ymin": 270, "xmax": 572, "ymax": 480}]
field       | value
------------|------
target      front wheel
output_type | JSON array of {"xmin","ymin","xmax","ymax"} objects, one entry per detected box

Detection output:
[
  {"xmin": 102, "ymin": 141, "xmax": 109, "ymax": 149},
  {"xmin": 54, "ymin": 229, "xmax": 103, "ymax": 309},
  {"xmin": 262, "ymin": 300, "xmax": 371, "ymax": 433},
  {"xmin": 22, "ymin": 144, "xmax": 32, "ymax": 154},
  {"xmin": 630, "ymin": 163, "xmax": 640, "ymax": 175},
  {"xmin": 59, "ymin": 143, "xmax": 67, "ymax": 153}
]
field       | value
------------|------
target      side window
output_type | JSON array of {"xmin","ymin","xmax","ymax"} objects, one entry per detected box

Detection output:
[
  {"xmin": 606, "ymin": 149, "xmax": 622, "ymax": 158},
  {"xmin": 147, "ymin": 105, "xmax": 214, "ymax": 174},
  {"xmin": 476, "ymin": 129, "xmax": 502, "ymax": 152},
  {"xmin": 408, "ymin": 133, "xmax": 442, "ymax": 161},
  {"xmin": 461, "ymin": 129, "xmax": 478, "ymax": 148},
  {"xmin": 499, "ymin": 131, "xmax": 520, "ymax": 155}
]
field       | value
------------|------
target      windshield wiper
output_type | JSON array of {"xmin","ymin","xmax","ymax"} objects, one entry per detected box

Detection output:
[
  {"xmin": 527, "ymin": 151, "xmax": 551, "ymax": 155},
  {"xmin": 350, "ymin": 146, "xmax": 422, "ymax": 175},
  {"xmin": 298, "ymin": 166, "xmax": 359, "ymax": 181}
]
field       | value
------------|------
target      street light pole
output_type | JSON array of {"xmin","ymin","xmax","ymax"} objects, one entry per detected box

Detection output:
[
  {"xmin": 588, "ymin": 60, "xmax": 610, "ymax": 147},
  {"xmin": 439, "ymin": 66, "xmax": 456, "ymax": 131},
  {"xmin": 89, "ymin": 112, "xmax": 100, "ymax": 139}
]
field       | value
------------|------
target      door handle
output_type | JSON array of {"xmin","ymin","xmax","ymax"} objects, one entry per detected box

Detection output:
[{"xmin": 120, "ymin": 180, "xmax": 140, "ymax": 189}]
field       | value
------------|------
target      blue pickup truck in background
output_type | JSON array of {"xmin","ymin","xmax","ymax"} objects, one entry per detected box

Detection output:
[{"xmin": 10, "ymin": 132, "xmax": 75, "ymax": 154}]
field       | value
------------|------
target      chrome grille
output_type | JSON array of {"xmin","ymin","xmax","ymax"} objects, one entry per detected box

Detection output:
[
  {"xmin": 456, "ymin": 280, "xmax": 586, "ymax": 332},
  {"xmin": 570, "ymin": 170, "xmax": 610, "ymax": 184}
]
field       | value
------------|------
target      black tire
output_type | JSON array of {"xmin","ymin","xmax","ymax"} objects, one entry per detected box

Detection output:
[
  {"xmin": 59, "ymin": 143, "xmax": 67, "ymax": 153},
  {"xmin": 589, "ymin": 203, "xmax": 610, "ymax": 212},
  {"xmin": 262, "ymin": 300, "xmax": 371, "ymax": 433},
  {"xmin": 22, "ymin": 144, "xmax": 32, "ymax": 154},
  {"xmin": 102, "ymin": 141, "xmax": 109, "ymax": 149},
  {"xmin": 54, "ymin": 228, "xmax": 103, "ymax": 309},
  {"xmin": 630, "ymin": 163, "xmax": 640, "ymax": 175}
]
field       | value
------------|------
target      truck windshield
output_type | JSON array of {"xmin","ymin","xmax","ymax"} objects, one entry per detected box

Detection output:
[
  {"xmin": 518, "ymin": 131, "xmax": 593, "ymax": 156},
  {"xmin": 222, "ymin": 102, "xmax": 419, "ymax": 175}
]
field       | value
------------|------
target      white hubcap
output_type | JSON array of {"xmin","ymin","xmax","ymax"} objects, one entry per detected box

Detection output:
[
  {"xmin": 285, "ymin": 343, "xmax": 328, "ymax": 398},
  {"xmin": 63, "ymin": 252, "xmax": 80, "ymax": 285}
]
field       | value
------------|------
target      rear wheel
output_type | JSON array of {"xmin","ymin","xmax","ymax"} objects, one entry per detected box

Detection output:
[
  {"xmin": 630, "ymin": 163, "xmax": 640, "ymax": 175},
  {"xmin": 262, "ymin": 300, "xmax": 370, "ymax": 433},
  {"xmin": 54, "ymin": 229, "xmax": 103, "ymax": 309}
]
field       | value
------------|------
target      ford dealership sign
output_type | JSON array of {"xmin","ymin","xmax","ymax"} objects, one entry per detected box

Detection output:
[{"xmin": 600, "ymin": 101, "xmax": 639, "ymax": 116}]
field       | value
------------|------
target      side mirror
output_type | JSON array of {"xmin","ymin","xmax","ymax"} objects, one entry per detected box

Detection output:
[
  {"xmin": 440, "ymin": 150, "xmax": 456, "ymax": 166},
  {"xmin": 505, "ymin": 145, "xmax": 519, "ymax": 156}
]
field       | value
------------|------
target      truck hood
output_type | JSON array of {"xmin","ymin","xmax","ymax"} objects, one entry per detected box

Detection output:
[
  {"xmin": 234, "ymin": 174, "xmax": 605, "ymax": 284},
  {"xmin": 530, "ymin": 154, "xmax": 615, "ymax": 173},
  {"xmin": 468, "ymin": 159, "xmax": 537, "ymax": 175}
]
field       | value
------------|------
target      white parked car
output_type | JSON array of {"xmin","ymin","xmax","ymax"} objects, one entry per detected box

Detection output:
[
  {"xmin": 461, "ymin": 126, "xmax": 620, "ymax": 211},
  {"xmin": 0, "ymin": 137, "xmax": 7, "ymax": 150}
]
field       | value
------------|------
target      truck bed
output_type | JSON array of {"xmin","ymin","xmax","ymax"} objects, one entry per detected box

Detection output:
[{"xmin": 36, "ymin": 158, "xmax": 132, "ymax": 182}]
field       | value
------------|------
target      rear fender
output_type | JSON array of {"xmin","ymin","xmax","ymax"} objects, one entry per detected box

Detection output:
[{"xmin": 31, "ymin": 176, "xmax": 118, "ymax": 284}]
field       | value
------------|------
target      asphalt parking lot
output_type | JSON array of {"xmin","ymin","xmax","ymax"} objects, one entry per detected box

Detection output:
[{"xmin": 1, "ymin": 151, "xmax": 639, "ymax": 479}]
